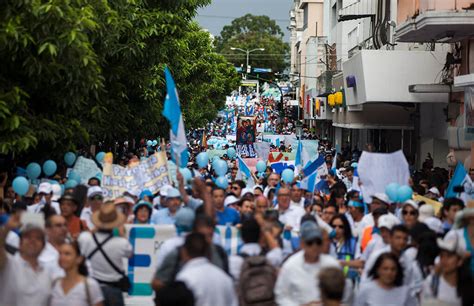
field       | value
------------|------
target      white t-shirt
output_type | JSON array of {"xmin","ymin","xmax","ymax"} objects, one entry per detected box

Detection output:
[
  {"xmin": 354, "ymin": 280, "xmax": 417, "ymax": 306},
  {"xmin": 39, "ymin": 242, "xmax": 65, "ymax": 279},
  {"xmin": 422, "ymin": 274, "xmax": 461, "ymax": 306},
  {"xmin": 27, "ymin": 201, "xmax": 61, "ymax": 214},
  {"xmin": 50, "ymin": 277, "xmax": 104, "ymax": 306},
  {"xmin": 0, "ymin": 253, "xmax": 52, "ymax": 306}
]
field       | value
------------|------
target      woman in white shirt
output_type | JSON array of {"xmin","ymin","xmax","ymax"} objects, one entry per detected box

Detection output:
[
  {"xmin": 354, "ymin": 252, "xmax": 417, "ymax": 306},
  {"xmin": 49, "ymin": 241, "xmax": 104, "ymax": 306}
]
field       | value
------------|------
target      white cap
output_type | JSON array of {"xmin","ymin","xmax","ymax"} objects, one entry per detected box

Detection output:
[
  {"xmin": 418, "ymin": 204, "xmax": 435, "ymax": 222},
  {"xmin": 437, "ymin": 236, "xmax": 465, "ymax": 256},
  {"xmin": 87, "ymin": 186, "xmax": 103, "ymax": 198},
  {"xmin": 224, "ymin": 195, "xmax": 239, "ymax": 207},
  {"xmin": 423, "ymin": 217, "xmax": 443, "ymax": 234},
  {"xmin": 372, "ymin": 193, "xmax": 390, "ymax": 205},
  {"xmin": 241, "ymin": 187, "xmax": 253, "ymax": 197},
  {"xmin": 428, "ymin": 187, "xmax": 440, "ymax": 196},
  {"xmin": 38, "ymin": 182, "xmax": 52, "ymax": 194},
  {"xmin": 378, "ymin": 214, "xmax": 400, "ymax": 230},
  {"xmin": 166, "ymin": 188, "xmax": 181, "ymax": 199},
  {"xmin": 51, "ymin": 184, "xmax": 62, "ymax": 201},
  {"xmin": 160, "ymin": 185, "xmax": 172, "ymax": 197},
  {"xmin": 402, "ymin": 200, "xmax": 419, "ymax": 210}
]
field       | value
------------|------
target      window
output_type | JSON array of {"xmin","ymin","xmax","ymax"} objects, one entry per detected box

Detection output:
[{"xmin": 303, "ymin": 4, "xmax": 308, "ymax": 30}]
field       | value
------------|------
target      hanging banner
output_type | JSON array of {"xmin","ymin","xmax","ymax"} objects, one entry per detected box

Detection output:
[
  {"xmin": 102, "ymin": 152, "xmax": 170, "ymax": 199},
  {"xmin": 125, "ymin": 224, "xmax": 242, "ymax": 297},
  {"xmin": 72, "ymin": 156, "xmax": 102, "ymax": 184},
  {"xmin": 253, "ymin": 142, "xmax": 271, "ymax": 162},
  {"xmin": 237, "ymin": 116, "xmax": 257, "ymax": 145},
  {"xmin": 236, "ymin": 144, "xmax": 257, "ymax": 158}
]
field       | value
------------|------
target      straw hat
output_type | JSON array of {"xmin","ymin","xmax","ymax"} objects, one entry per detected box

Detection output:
[{"xmin": 92, "ymin": 202, "xmax": 126, "ymax": 230}]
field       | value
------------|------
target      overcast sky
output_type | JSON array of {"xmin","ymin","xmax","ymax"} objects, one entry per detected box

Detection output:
[{"xmin": 195, "ymin": 0, "xmax": 292, "ymax": 40}]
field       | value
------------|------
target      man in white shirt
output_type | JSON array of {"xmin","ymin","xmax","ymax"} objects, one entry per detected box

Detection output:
[
  {"xmin": 0, "ymin": 215, "xmax": 52, "ymax": 306},
  {"xmin": 359, "ymin": 193, "xmax": 391, "ymax": 229},
  {"xmin": 277, "ymin": 187, "xmax": 306, "ymax": 233},
  {"xmin": 290, "ymin": 183, "xmax": 305, "ymax": 208},
  {"xmin": 80, "ymin": 186, "xmax": 104, "ymax": 229},
  {"xmin": 274, "ymin": 221, "xmax": 344, "ymax": 306},
  {"xmin": 39, "ymin": 214, "xmax": 68, "ymax": 279},
  {"xmin": 176, "ymin": 233, "xmax": 238, "ymax": 306},
  {"xmin": 28, "ymin": 182, "xmax": 60, "ymax": 214}
]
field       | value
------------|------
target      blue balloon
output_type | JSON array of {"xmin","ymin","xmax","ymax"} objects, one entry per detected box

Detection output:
[
  {"xmin": 215, "ymin": 176, "xmax": 228, "ymax": 189},
  {"xmin": 385, "ymin": 183, "xmax": 400, "ymax": 203},
  {"xmin": 212, "ymin": 156, "xmax": 221, "ymax": 162},
  {"xmin": 68, "ymin": 171, "xmax": 81, "ymax": 183},
  {"xmin": 43, "ymin": 160, "xmax": 57, "ymax": 176},
  {"xmin": 227, "ymin": 147, "xmax": 236, "ymax": 159},
  {"xmin": 256, "ymin": 160, "xmax": 266, "ymax": 173},
  {"xmin": 64, "ymin": 152, "xmax": 76, "ymax": 166},
  {"xmin": 397, "ymin": 185, "xmax": 413, "ymax": 203},
  {"xmin": 12, "ymin": 177, "xmax": 29, "ymax": 196},
  {"xmin": 196, "ymin": 152, "xmax": 209, "ymax": 169},
  {"xmin": 214, "ymin": 159, "xmax": 228, "ymax": 177},
  {"xmin": 152, "ymin": 140, "xmax": 158, "ymax": 147},
  {"xmin": 64, "ymin": 179, "xmax": 78, "ymax": 189},
  {"xmin": 96, "ymin": 152, "xmax": 105, "ymax": 163},
  {"xmin": 26, "ymin": 162, "xmax": 41, "ymax": 180},
  {"xmin": 179, "ymin": 168, "xmax": 192, "ymax": 183},
  {"xmin": 147, "ymin": 140, "xmax": 152, "ymax": 147},
  {"xmin": 281, "ymin": 168, "xmax": 294, "ymax": 184}
]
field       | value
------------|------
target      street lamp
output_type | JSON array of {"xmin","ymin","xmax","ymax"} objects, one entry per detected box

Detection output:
[{"xmin": 230, "ymin": 47, "xmax": 265, "ymax": 74}]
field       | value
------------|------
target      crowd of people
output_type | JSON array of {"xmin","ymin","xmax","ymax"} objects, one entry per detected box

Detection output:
[{"xmin": 0, "ymin": 137, "xmax": 474, "ymax": 306}]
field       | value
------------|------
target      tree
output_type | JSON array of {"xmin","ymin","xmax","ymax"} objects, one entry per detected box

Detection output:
[
  {"xmin": 0, "ymin": 0, "xmax": 239, "ymax": 160},
  {"xmin": 215, "ymin": 14, "xmax": 289, "ymax": 74}
]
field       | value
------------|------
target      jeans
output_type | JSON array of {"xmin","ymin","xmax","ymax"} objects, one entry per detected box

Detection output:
[{"xmin": 100, "ymin": 284, "xmax": 125, "ymax": 306}]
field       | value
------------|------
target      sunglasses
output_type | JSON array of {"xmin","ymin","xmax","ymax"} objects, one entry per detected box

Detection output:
[
  {"xmin": 402, "ymin": 210, "xmax": 417, "ymax": 216},
  {"xmin": 89, "ymin": 195, "xmax": 103, "ymax": 201},
  {"xmin": 231, "ymin": 186, "xmax": 240, "ymax": 190},
  {"xmin": 306, "ymin": 238, "xmax": 322, "ymax": 246}
]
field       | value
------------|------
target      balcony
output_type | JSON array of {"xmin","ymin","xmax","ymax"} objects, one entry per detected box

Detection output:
[
  {"xmin": 396, "ymin": 0, "xmax": 474, "ymax": 43},
  {"xmin": 338, "ymin": 0, "xmax": 377, "ymax": 22}
]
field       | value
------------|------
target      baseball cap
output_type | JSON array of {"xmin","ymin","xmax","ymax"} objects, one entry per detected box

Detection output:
[
  {"xmin": 418, "ymin": 204, "xmax": 435, "ymax": 222},
  {"xmin": 371, "ymin": 193, "xmax": 390, "ymax": 205},
  {"xmin": 224, "ymin": 195, "xmax": 239, "ymax": 207},
  {"xmin": 166, "ymin": 188, "xmax": 181, "ymax": 199},
  {"xmin": 428, "ymin": 187, "xmax": 440, "ymax": 196},
  {"xmin": 437, "ymin": 236, "xmax": 465, "ymax": 256},
  {"xmin": 402, "ymin": 200, "xmax": 419, "ymax": 210},
  {"xmin": 87, "ymin": 186, "xmax": 103, "ymax": 198},
  {"xmin": 378, "ymin": 214, "xmax": 400, "ymax": 230},
  {"xmin": 175, "ymin": 208, "xmax": 195, "ymax": 231},
  {"xmin": 348, "ymin": 200, "xmax": 364, "ymax": 208},
  {"xmin": 51, "ymin": 184, "xmax": 62, "ymax": 202},
  {"xmin": 300, "ymin": 221, "xmax": 323, "ymax": 242},
  {"xmin": 38, "ymin": 182, "xmax": 52, "ymax": 194},
  {"xmin": 241, "ymin": 188, "xmax": 254, "ymax": 197},
  {"xmin": 160, "ymin": 185, "xmax": 172, "ymax": 197}
]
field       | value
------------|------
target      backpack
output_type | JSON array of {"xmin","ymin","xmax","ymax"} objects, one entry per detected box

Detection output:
[{"xmin": 238, "ymin": 255, "xmax": 277, "ymax": 306}]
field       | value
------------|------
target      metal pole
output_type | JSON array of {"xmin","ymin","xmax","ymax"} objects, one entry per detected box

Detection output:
[{"xmin": 246, "ymin": 50, "xmax": 250, "ymax": 74}]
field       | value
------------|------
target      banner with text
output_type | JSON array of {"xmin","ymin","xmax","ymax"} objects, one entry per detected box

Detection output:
[{"xmin": 102, "ymin": 152, "xmax": 169, "ymax": 199}]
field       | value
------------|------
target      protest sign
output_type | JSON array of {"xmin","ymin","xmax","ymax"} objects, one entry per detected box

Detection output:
[
  {"xmin": 357, "ymin": 150, "xmax": 410, "ymax": 204},
  {"xmin": 269, "ymin": 152, "xmax": 295, "ymax": 162},
  {"xmin": 237, "ymin": 116, "xmax": 256, "ymax": 145},
  {"xmin": 236, "ymin": 144, "xmax": 257, "ymax": 158},
  {"xmin": 125, "ymin": 224, "xmax": 242, "ymax": 297},
  {"xmin": 102, "ymin": 152, "xmax": 170, "ymax": 199},
  {"xmin": 253, "ymin": 142, "xmax": 271, "ymax": 161},
  {"xmin": 72, "ymin": 156, "xmax": 102, "ymax": 184}
]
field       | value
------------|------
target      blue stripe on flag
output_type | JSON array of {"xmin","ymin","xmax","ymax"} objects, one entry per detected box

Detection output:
[
  {"xmin": 446, "ymin": 163, "xmax": 468, "ymax": 198},
  {"xmin": 303, "ymin": 155, "xmax": 325, "ymax": 177},
  {"xmin": 237, "ymin": 156, "xmax": 252, "ymax": 178},
  {"xmin": 295, "ymin": 141, "xmax": 303, "ymax": 168}
]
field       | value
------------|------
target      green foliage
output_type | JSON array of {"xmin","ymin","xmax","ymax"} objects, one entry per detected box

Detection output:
[
  {"xmin": 215, "ymin": 14, "xmax": 289, "ymax": 74},
  {"xmin": 0, "ymin": 0, "xmax": 238, "ymax": 159}
]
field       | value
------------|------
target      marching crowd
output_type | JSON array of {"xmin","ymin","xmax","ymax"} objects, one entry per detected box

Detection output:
[{"xmin": 0, "ymin": 140, "xmax": 474, "ymax": 306}]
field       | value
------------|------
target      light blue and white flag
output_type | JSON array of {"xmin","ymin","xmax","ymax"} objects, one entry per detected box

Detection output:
[
  {"xmin": 163, "ymin": 66, "xmax": 188, "ymax": 167},
  {"xmin": 236, "ymin": 155, "xmax": 255, "ymax": 187},
  {"xmin": 295, "ymin": 141, "xmax": 303, "ymax": 175},
  {"xmin": 299, "ymin": 160, "xmax": 329, "ymax": 193},
  {"xmin": 446, "ymin": 163, "xmax": 473, "ymax": 202}
]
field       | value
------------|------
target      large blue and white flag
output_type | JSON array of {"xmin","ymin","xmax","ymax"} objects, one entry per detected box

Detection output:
[
  {"xmin": 446, "ymin": 163, "xmax": 473, "ymax": 202},
  {"xmin": 236, "ymin": 155, "xmax": 255, "ymax": 187},
  {"xmin": 162, "ymin": 66, "xmax": 188, "ymax": 167},
  {"xmin": 303, "ymin": 155, "xmax": 325, "ymax": 177},
  {"xmin": 299, "ymin": 160, "xmax": 329, "ymax": 193}
]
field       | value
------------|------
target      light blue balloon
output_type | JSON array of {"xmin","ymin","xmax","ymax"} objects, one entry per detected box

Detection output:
[
  {"xmin": 147, "ymin": 140, "xmax": 152, "ymax": 147},
  {"xmin": 64, "ymin": 152, "xmax": 76, "ymax": 166},
  {"xmin": 152, "ymin": 140, "xmax": 158, "ymax": 147},
  {"xmin": 196, "ymin": 152, "xmax": 209, "ymax": 169},
  {"xmin": 385, "ymin": 183, "xmax": 400, "ymax": 203},
  {"xmin": 26, "ymin": 162, "xmax": 41, "ymax": 180},
  {"xmin": 96, "ymin": 152, "xmax": 105, "ymax": 163},
  {"xmin": 212, "ymin": 156, "xmax": 221, "ymax": 162},
  {"xmin": 397, "ymin": 185, "xmax": 413, "ymax": 203},
  {"xmin": 214, "ymin": 159, "xmax": 228, "ymax": 177},
  {"xmin": 69, "ymin": 171, "xmax": 81, "ymax": 183},
  {"xmin": 351, "ymin": 162, "xmax": 358, "ymax": 168},
  {"xmin": 12, "ymin": 177, "xmax": 29, "ymax": 196},
  {"xmin": 179, "ymin": 168, "xmax": 192, "ymax": 182},
  {"xmin": 43, "ymin": 160, "xmax": 57, "ymax": 176},
  {"xmin": 256, "ymin": 160, "xmax": 266, "ymax": 173},
  {"xmin": 64, "ymin": 179, "xmax": 78, "ymax": 189},
  {"xmin": 281, "ymin": 168, "xmax": 294, "ymax": 184},
  {"xmin": 227, "ymin": 147, "xmax": 236, "ymax": 159},
  {"xmin": 216, "ymin": 176, "xmax": 229, "ymax": 189}
]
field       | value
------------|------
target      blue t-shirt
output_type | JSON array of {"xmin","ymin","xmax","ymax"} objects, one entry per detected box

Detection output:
[{"xmin": 216, "ymin": 207, "xmax": 240, "ymax": 225}]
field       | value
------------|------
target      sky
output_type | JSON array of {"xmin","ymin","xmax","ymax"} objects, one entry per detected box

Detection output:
[{"xmin": 195, "ymin": 0, "xmax": 292, "ymax": 40}]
